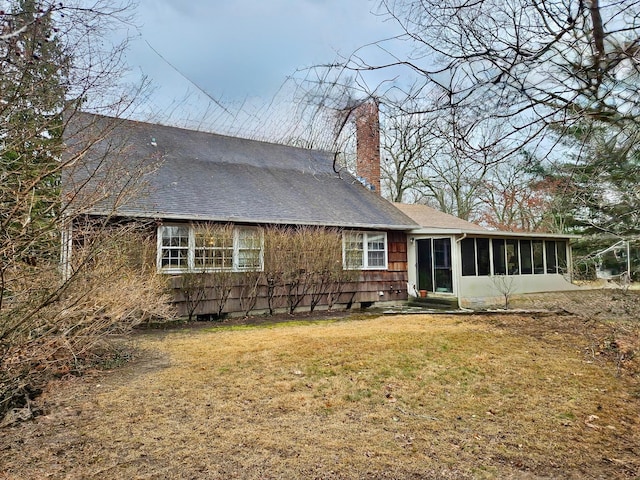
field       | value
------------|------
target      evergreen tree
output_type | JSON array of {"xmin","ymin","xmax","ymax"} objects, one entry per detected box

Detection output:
[
  {"xmin": 543, "ymin": 123, "xmax": 640, "ymax": 237},
  {"xmin": 1, "ymin": 0, "xmax": 70, "ymax": 268}
]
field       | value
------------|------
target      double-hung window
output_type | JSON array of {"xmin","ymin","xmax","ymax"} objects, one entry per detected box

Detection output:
[
  {"xmin": 194, "ymin": 227, "xmax": 233, "ymax": 270},
  {"xmin": 160, "ymin": 225, "xmax": 190, "ymax": 270},
  {"xmin": 237, "ymin": 228, "xmax": 262, "ymax": 271},
  {"xmin": 158, "ymin": 224, "xmax": 263, "ymax": 273},
  {"xmin": 343, "ymin": 231, "xmax": 388, "ymax": 270}
]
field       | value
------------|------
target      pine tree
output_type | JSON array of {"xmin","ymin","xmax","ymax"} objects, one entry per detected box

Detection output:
[
  {"xmin": 1, "ymin": 0, "xmax": 70, "ymax": 271},
  {"xmin": 542, "ymin": 123, "xmax": 640, "ymax": 238}
]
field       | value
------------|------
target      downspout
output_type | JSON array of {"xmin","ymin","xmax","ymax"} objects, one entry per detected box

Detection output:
[{"xmin": 454, "ymin": 233, "xmax": 468, "ymax": 308}]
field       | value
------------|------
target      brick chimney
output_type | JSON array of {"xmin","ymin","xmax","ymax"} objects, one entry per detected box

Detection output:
[{"xmin": 354, "ymin": 100, "xmax": 381, "ymax": 194}]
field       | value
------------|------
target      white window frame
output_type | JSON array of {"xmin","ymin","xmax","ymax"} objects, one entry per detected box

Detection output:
[
  {"xmin": 158, "ymin": 225, "xmax": 190, "ymax": 272},
  {"xmin": 157, "ymin": 224, "xmax": 263, "ymax": 273},
  {"xmin": 342, "ymin": 231, "xmax": 388, "ymax": 270},
  {"xmin": 235, "ymin": 227, "xmax": 264, "ymax": 272}
]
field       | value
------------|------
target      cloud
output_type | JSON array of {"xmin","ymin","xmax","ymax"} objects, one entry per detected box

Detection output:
[{"xmin": 129, "ymin": 0, "xmax": 398, "ymax": 100}]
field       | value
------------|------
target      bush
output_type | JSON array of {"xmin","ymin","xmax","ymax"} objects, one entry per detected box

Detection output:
[
  {"xmin": 262, "ymin": 226, "xmax": 357, "ymax": 315},
  {"xmin": 0, "ymin": 225, "xmax": 175, "ymax": 423}
]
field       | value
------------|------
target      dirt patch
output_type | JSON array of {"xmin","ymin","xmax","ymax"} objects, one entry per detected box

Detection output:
[
  {"xmin": 139, "ymin": 308, "xmax": 368, "ymax": 332},
  {"xmin": 508, "ymin": 288, "xmax": 640, "ymax": 321}
]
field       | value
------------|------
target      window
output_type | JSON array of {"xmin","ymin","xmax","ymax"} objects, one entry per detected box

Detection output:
[
  {"xmin": 545, "ymin": 241, "xmax": 558, "ymax": 274},
  {"xmin": 194, "ymin": 227, "xmax": 233, "ymax": 270},
  {"xmin": 520, "ymin": 240, "xmax": 533, "ymax": 274},
  {"xmin": 492, "ymin": 239, "xmax": 507, "ymax": 275},
  {"xmin": 506, "ymin": 239, "xmax": 519, "ymax": 275},
  {"xmin": 237, "ymin": 228, "xmax": 262, "ymax": 270},
  {"xmin": 544, "ymin": 240, "xmax": 568, "ymax": 274},
  {"xmin": 476, "ymin": 238, "xmax": 490, "ymax": 275},
  {"xmin": 459, "ymin": 237, "xmax": 569, "ymax": 278},
  {"xmin": 343, "ymin": 232, "xmax": 364, "ymax": 269},
  {"xmin": 461, "ymin": 238, "xmax": 476, "ymax": 276},
  {"xmin": 158, "ymin": 224, "xmax": 263, "ymax": 273},
  {"xmin": 461, "ymin": 238, "xmax": 489, "ymax": 276},
  {"xmin": 160, "ymin": 225, "xmax": 189, "ymax": 270},
  {"xmin": 556, "ymin": 241, "xmax": 568, "ymax": 274},
  {"xmin": 367, "ymin": 233, "xmax": 386, "ymax": 268},
  {"xmin": 343, "ymin": 231, "xmax": 387, "ymax": 270},
  {"xmin": 532, "ymin": 240, "xmax": 544, "ymax": 274}
]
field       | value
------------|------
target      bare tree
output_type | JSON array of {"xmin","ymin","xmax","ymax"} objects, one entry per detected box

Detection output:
[
  {"xmin": 491, "ymin": 274, "xmax": 517, "ymax": 310},
  {"xmin": 474, "ymin": 152, "xmax": 569, "ymax": 232},
  {"xmin": 379, "ymin": 93, "xmax": 500, "ymax": 222},
  {"xmin": 380, "ymin": 101, "xmax": 436, "ymax": 203},
  {"xmin": 0, "ymin": 0, "xmax": 165, "ymax": 421},
  {"xmin": 195, "ymin": 223, "xmax": 235, "ymax": 318},
  {"xmin": 1, "ymin": 223, "xmax": 174, "ymax": 422},
  {"xmin": 179, "ymin": 272, "xmax": 208, "ymax": 322},
  {"xmin": 369, "ymin": 1, "xmax": 640, "ymax": 142},
  {"xmin": 262, "ymin": 227, "xmax": 288, "ymax": 315},
  {"xmin": 305, "ymin": 228, "xmax": 344, "ymax": 312},
  {"xmin": 237, "ymin": 270, "xmax": 261, "ymax": 318},
  {"xmin": 294, "ymin": 1, "xmax": 640, "ymax": 231}
]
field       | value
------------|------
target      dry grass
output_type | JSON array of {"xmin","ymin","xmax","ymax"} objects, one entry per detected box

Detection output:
[{"xmin": 1, "ymin": 311, "xmax": 639, "ymax": 479}]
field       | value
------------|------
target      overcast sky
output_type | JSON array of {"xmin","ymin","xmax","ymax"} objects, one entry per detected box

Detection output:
[{"xmin": 121, "ymin": 0, "xmax": 407, "ymax": 133}]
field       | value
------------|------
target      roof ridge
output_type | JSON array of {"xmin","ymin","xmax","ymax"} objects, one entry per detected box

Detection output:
[{"xmin": 74, "ymin": 111, "xmax": 335, "ymax": 156}]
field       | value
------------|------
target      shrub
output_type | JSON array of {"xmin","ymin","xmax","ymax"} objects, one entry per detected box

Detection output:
[{"xmin": 0, "ymin": 224, "xmax": 175, "ymax": 422}]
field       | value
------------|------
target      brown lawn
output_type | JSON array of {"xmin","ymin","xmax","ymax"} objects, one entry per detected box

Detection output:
[{"xmin": 1, "ymin": 294, "xmax": 639, "ymax": 479}]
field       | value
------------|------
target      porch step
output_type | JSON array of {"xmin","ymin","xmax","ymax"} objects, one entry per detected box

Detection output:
[{"xmin": 407, "ymin": 295, "xmax": 459, "ymax": 310}]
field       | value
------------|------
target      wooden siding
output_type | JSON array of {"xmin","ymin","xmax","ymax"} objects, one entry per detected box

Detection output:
[
  {"xmin": 353, "ymin": 231, "xmax": 408, "ymax": 304},
  {"xmin": 69, "ymin": 218, "xmax": 411, "ymax": 317},
  {"xmin": 169, "ymin": 230, "xmax": 409, "ymax": 317}
]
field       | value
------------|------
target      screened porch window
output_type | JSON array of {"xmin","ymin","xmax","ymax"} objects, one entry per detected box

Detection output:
[
  {"xmin": 533, "ymin": 240, "xmax": 544, "ymax": 274},
  {"xmin": 520, "ymin": 240, "xmax": 533, "ymax": 274},
  {"xmin": 459, "ymin": 237, "xmax": 569, "ymax": 277},
  {"xmin": 506, "ymin": 239, "xmax": 519, "ymax": 275},
  {"xmin": 546, "ymin": 240, "xmax": 568, "ymax": 274},
  {"xmin": 545, "ymin": 241, "xmax": 558, "ymax": 274},
  {"xmin": 556, "ymin": 241, "xmax": 568, "ymax": 274},
  {"xmin": 492, "ymin": 239, "xmax": 507, "ymax": 275},
  {"xmin": 461, "ymin": 238, "xmax": 476, "ymax": 276},
  {"xmin": 477, "ymin": 238, "xmax": 490, "ymax": 275}
]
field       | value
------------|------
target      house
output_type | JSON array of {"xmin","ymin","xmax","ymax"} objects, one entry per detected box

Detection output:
[
  {"xmin": 62, "ymin": 103, "xmax": 579, "ymax": 316},
  {"xmin": 62, "ymin": 106, "xmax": 418, "ymax": 317},
  {"xmin": 395, "ymin": 203, "xmax": 579, "ymax": 308}
]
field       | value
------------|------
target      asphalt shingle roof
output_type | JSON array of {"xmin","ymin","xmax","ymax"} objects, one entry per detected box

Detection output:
[
  {"xmin": 64, "ymin": 113, "xmax": 418, "ymax": 230},
  {"xmin": 393, "ymin": 203, "xmax": 488, "ymax": 232},
  {"xmin": 394, "ymin": 203, "xmax": 576, "ymax": 239}
]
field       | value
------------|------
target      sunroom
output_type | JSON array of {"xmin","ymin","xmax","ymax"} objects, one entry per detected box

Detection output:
[
  {"xmin": 406, "ymin": 231, "xmax": 579, "ymax": 308},
  {"xmin": 395, "ymin": 203, "xmax": 579, "ymax": 308}
]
